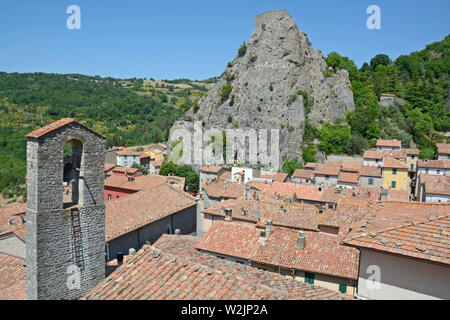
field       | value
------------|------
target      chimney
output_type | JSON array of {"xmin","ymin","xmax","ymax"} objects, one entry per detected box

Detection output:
[
  {"xmin": 258, "ymin": 230, "xmax": 267, "ymax": 245},
  {"xmin": 175, "ymin": 229, "xmax": 181, "ymax": 236},
  {"xmin": 296, "ymin": 231, "xmax": 306, "ymax": 249},
  {"xmin": 224, "ymin": 208, "xmax": 232, "ymax": 221},
  {"xmin": 116, "ymin": 252, "xmax": 124, "ymax": 267},
  {"xmin": 265, "ymin": 220, "xmax": 273, "ymax": 236},
  {"xmin": 128, "ymin": 248, "xmax": 136, "ymax": 257}
]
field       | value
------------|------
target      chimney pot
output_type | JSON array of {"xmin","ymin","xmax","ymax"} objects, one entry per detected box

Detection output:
[
  {"xmin": 265, "ymin": 220, "xmax": 273, "ymax": 236},
  {"xmin": 116, "ymin": 252, "xmax": 124, "ymax": 266},
  {"xmin": 129, "ymin": 248, "xmax": 136, "ymax": 257},
  {"xmin": 296, "ymin": 231, "xmax": 306, "ymax": 249},
  {"xmin": 224, "ymin": 208, "xmax": 232, "ymax": 221},
  {"xmin": 175, "ymin": 229, "xmax": 181, "ymax": 236}
]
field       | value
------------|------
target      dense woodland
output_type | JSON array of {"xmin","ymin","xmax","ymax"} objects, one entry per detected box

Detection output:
[{"xmin": 0, "ymin": 35, "xmax": 449, "ymax": 195}]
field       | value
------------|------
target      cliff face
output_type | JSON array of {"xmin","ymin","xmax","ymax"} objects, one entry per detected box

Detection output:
[{"xmin": 169, "ymin": 10, "xmax": 354, "ymax": 167}]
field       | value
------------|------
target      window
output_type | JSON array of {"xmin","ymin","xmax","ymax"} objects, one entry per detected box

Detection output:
[
  {"xmin": 368, "ymin": 178, "xmax": 374, "ymax": 185},
  {"xmin": 411, "ymin": 155, "xmax": 415, "ymax": 159},
  {"xmin": 305, "ymin": 272, "xmax": 315, "ymax": 284},
  {"xmin": 392, "ymin": 168, "xmax": 397, "ymax": 175},
  {"xmin": 325, "ymin": 175, "xmax": 329, "ymax": 180},
  {"xmin": 391, "ymin": 181, "xmax": 396, "ymax": 188},
  {"xmin": 437, "ymin": 170, "xmax": 441, "ymax": 174},
  {"xmin": 410, "ymin": 164, "xmax": 414, "ymax": 171},
  {"xmin": 339, "ymin": 284, "xmax": 347, "ymax": 294},
  {"xmin": 448, "ymin": 155, "xmax": 450, "ymax": 159},
  {"xmin": 108, "ymin": 194, "xmax": 111, "ymax": 201}
]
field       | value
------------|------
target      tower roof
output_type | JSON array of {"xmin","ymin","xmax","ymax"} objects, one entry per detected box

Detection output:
[{"xmin": 26, "ymin": 118, "xmax": 105, "ymax": 139}]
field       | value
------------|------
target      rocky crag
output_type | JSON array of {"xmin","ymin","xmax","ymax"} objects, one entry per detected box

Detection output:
[{"xmin": 169, "ymin": 10, "xmax": 354, "ymax": 169}]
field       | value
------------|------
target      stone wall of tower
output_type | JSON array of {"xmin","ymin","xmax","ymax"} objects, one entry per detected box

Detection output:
[{"xmin": 26, "ymin": 122, "xmax": 105, "ymax": 300}]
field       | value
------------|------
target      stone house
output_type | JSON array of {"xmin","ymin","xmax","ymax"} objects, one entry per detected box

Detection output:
[
  {"xmin": 359, "ymin": 166, "xmax": 382, "ymax": 188},
  {"xmin": 436, "ymin": 143, "xmax": 450, "ymax": 160}
]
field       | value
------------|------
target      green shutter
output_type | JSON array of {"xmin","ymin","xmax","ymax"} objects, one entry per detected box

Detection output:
[
  {"xmin": 339, "ymin": 284, "xmax": 347, "ymax": 293},
  {"xmin": 305, "ymin": 272, "xmax": 315, "ymax": 284}
]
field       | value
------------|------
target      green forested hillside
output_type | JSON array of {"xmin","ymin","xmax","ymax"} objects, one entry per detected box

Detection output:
[
  {"xmin": 0, "ymin": 73, "xmax": 181, "ymax": 195},
  {"xmin": 319, "ymin": 34, "xmax": 449, "ymax": 160}
]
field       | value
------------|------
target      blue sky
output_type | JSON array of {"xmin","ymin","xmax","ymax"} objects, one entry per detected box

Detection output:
[{"xmin": 0, "ymin": 0, "xmax": 449, "ymax": 80}]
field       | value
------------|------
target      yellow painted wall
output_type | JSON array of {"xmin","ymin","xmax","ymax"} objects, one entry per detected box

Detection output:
[{"xmin": 382, "ymin": 168, "xmax": 408, "ymax": 190}]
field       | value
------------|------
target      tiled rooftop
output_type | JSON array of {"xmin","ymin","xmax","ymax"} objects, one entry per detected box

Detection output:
[
  {"xmin": 105, "ymin": 183, "xmax": 197, "ymax": 241},
  {"xmin": 337, "ymin": 172, "xmax": 359, "ymax": 184},
  {"xmin": 382, "ymin": 156, "xmax": 408, "ymax": 169},
  {"xmin": 417, "ymin": 159, "xmax": 450, "ymax": 169},
  {"xmin": 419, "ymin": 174, "xmax": 450, "ymax": 196},
  {"xmin": 25, "ymin": 118, "xmax": 105, "ymax": 139},
  {"xmin": 344, "ymin": 202, "xmax": 450, "ymax": 264},
  {"xmin": 263, "ymin": 182, "xmax": 323, "ymax": 202},
  {"xmin": 344, "ymin": 213, "xmax": 450, "ymax": 266},
  {"xmin": 437, "ymin": 143, "xmax": 450, "ymax": 155},
  {"xmin": 376, "ymin": 139, "xmax": 402, "ymax": 148},
  {"xmin": 83, "ymin": 235, "xmax": 351, "ymax": 300},
  {"xmin": 202, "ymin": 198, "xmax": 320, "ymax": 231},
  {"xmin": 202, "ymin": 180, "xmax": 245, "ymax": 199},
  {"xmin": 292, "ymin": 169, "xmax": 315, "ymax": 180},
  {"xmin": 388, "ymin": 190, "xmax": 410, "ymax": 202},
  {"xmin": 314, "ymin": 164, "xmax": 340, "ymax": 176},
  {"xmin": 359, "ymin": 165, "xmax": 382, "ymax": 177},
  {"xmin": 199, "ymin": 165, "xmax": 223, "ymax": 174},
  {"xmin": 0, "ymin": 253, "xmax": 26, "ymax": 300},
  {"xmin": 105, "ymin": 174, "xmax": 185, "ymax": 192},
  {"xmin": 197, "ymin": 222, "xmax": 359, "ymax": 280},
  {"xmin": 363, "ymin": 150, "xmax": 383, "ymax": 160}
]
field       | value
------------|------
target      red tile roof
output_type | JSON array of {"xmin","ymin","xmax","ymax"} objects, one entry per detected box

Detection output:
[
  {"xmin": 104, "ymin": 163, "xmax": 117, "ymax": 172},
  {"xmin": 116, "ymin": 149, "xmax": 141, "ymax": 156},
  {"xmin": 340, "ymin": 162, "xmax": 362, "ymax": 173},
  {"xmin": 0, "ymin": 253, "xmax": 26, "ymax": 300},
  {"xmin": 419, "ymin": 174, "xmax": 450, "ymax": 196},
  {"xmin": 360, "ymin": 165, "xmax": 382, "ymax": 177},
  {"xmin": 199, "ymin": 165, "xmax": 222, "ymax": 174},
  {"xmin": 273, "ymin": 172, "xmax": 288, "ymax": 182},
  {"xmin": 319, "ymin": 198, "xmax": 372, "ymax": 228},
  {"xmin": 314, "ymin": 164, "xmax": 340, "ymax": 176},
  {"xmin": 249, "ymin": 181, "xmax": 272, "ymax": 192},
  {"xmin": 338, "ymin": 172, "xmax": 359, "ymax": 184},
  {"xmin": 105, "ymin": 183, "xmax": 197, "ymax": 241},
  {"xmin": 26, "ymin": 118, "xmax": 105, "ymax": 139},
  {"xmin": 112, "ymin": 167, "xmax": 140, "ymax": 174},
  {"xmin": 0, "ymin": 203, "xmax": 26, "ymax": 229},
  {"xmin": 437, "ymin": 143, "xmax": 450, "ymax": 155},
  {"xmin": 382, "ymin": 156, "xmax": 408, "ymax": 169},
  {"xmin": 202, "ymin": 198, "xmax": 320, "ymax": 231},
  {"xmin": 292, "ymin": 169, "xmax": 315, "ymax": 180},
  {"xmin": 344, "ymin": 202, "xmax": 450, "ymax": 264},
  {"xmin": 202, "ymin": 180, "xmax": 244, "ymax": 199},
  {"xmin": 388, "ymin": 190, "xmax": 410, "ymax": 202},
  {"xmin": 376, "ymin": 139, "xmax": 402, "ymax": 148},
  {"xmin": 83, "ymin": 235, "xmax": 351, "ymax": 300},
  {"xmin": 105, "ymin": 174, "xmax": 185, "ymax": 192},
  {"xmin": 352, "ymin": 187, "xmax": 381, "ymax": 201},
  {"xmin": 344, "ymin": 213, "xmax": 450, "ymax": 266},
  {"xmin": 363, "ymin": 150, "xmax": 383, "ymax": 160},
  {"xmin": 197, "ymin": 222, "xmax": 359, "ymax": 280},
  {"xmin": 263, "ymin": 182, "xmax": 323, "ymax": 202},
  {"xmin": 151, "ymin": 159, "xmax": 163, "ymax": 167},
  {"xmin": 304, "ymin": 163, "xmax": 317, "ymax": 170},
  {"xmin": 417, "ymin": 159, "xmax": 450, "ymax": 169}
]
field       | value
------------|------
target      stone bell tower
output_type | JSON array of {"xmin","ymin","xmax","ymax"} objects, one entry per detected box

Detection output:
[{"xmin": 25, "ymin": 118, "xmax": 105, "ymax": 300}]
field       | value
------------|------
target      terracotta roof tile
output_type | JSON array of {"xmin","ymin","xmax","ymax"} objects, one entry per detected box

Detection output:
[
  {"xmin": 437, "ymin": 144, "xmax": 450, "ymax": 155},
  {"xmin": 292, "ymin": 169, "xmax": 315, "ymax": 180},
  {"xmin": 340, "ymin": 162, "xmax": 362, "ymax": 173},
  {"xmin": 84, "ymin": 235, "xmax": 351, "ymax": 300},
  {"xmin": 304, "ymin": 163, "xmax": 317, "ymax": 170},
  {"xmin": 199, "ymin": 165, "xmax": 222, "ymax": 174},
  {"xmin": 202, "ymin": 180, "xmax": 244, "ymax": 199},
  {"xmin": 376, "ymin": 139, "xmax": 402, "ymax": 148},
  {"xmin": 388, "ymin": 190, "xmax": 410, "ymax": 202},
  {"xmin": 345, "ymin": 213, "xmax": 450, "ymax": 265},
  {"xmin": 382, "ymin": 156, "xmax": 408, "ymax": 169},
  {"xmin": 417, "ymin": 159, "xmax": 450, "ymax": 169},
  {"xmin": 202, "ymin": 198, "xmax": 319, "ymax": 231},
  {"xmin": 314, "ymin": 164, "xmax": 340, "ymax": 176},
  {"xmin": 360, "ymin": 165, "xmax": 382, "ymax": 177},
  {"xmin": 263, "ymin": 182, "xmax": 323, "ymax": 202},
  {"xmin": 105, "ymin": 184, "xmax": 197, "ymax": 241},
  {"xmin": 419, "ymin": 174, "xmax": 450, "ymax": 196},
  {"xmin": 197, "ymin": 223, "xmax": 359, "ymax": 280},
  {"xmin": 0, "ymin": 253, "xmax": 26, "ymax": 300},
  {"xmin": 338, "ymin": 172, "xmax": 359, "ymax": 184},
  {"xmin": 26, "ymin": 118, "xmax": 105, "ymax": 139},
  {"xmin": 363, "ymin": 150, "xmax": 383, "ymax": 160}
]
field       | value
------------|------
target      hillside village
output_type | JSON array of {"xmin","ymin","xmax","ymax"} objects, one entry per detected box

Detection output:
[
  {"xmin": 0, "ymin": 118, "xmax": 448, "ymax": 300},
  {"xmin": 0, "ymin": 5, "xmax": 448, "ymax": 302}
]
